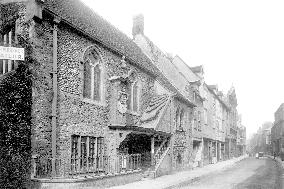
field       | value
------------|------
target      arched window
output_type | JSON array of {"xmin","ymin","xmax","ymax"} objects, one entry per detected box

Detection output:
[
  {"xmin": 126, "ymin": 81, "xmax": 140, "ymax": 112},
  {"xmin": 83, "ymin": 48, "xmax": 102, "ymax": 102}
]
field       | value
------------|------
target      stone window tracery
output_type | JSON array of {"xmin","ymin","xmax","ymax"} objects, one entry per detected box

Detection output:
[
  {"xmin": 126, "ymin": 80, "xmax": 140, "ymax": 113},
  {"xmin": 83, "ymin": 48, "xmax": 103, "ymax": 102}
]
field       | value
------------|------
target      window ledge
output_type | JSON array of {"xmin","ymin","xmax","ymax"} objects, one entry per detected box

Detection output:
[{"xmin": 82, "ymin": 98, "xmax": 106, "ymax": 107}]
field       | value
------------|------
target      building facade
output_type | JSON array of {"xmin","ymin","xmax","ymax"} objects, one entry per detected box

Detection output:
[
  {"xmin": 1, "ymin": 0, "xmax": 198, "ymax": 186},
  {"xmin": 272, "ymin": 104, "xmax": 284, "ymax": 157},
  {"xmin": 236, "ymin": 115, "xmax": 247, "ymax": 156},
  {"xmin": 226, "ymin": 87, "xmax": 238, "ymax": 158},
  {"xmin": 1, "ymin": 1, "xmax": 245, "ymax": 188}
]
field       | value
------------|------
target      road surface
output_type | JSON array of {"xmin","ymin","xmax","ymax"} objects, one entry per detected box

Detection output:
[{"xmin": 175, "ymin": 157, "xmax": 283, "ymax": 189}]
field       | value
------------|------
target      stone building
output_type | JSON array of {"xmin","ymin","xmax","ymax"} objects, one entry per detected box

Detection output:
[
  {"xmin": 205, "ymin": 86, "xmax": 230, "ymax": 163},
  {"xmin": 272, "ymin": 104, "xmax": 284, "ymax": 156},
  {"xmin": 171, "ymin": 56, "xmax": 205, "ymax": 168},
  {"xmin": 1, "ymin": 1, "xmax": 245, "ymax": 188},
  {"xmin": 248, "ymin": 122, "xmax": 271, "ymax": 156},
  {"xmin": 226, "ymin": 87, "xmax": 238, "ymax": 158},
  {"xmin": 0, "ymin": 0, "xmax": 199, "ymax": 187},
  {"xmin": 236, "ymin": 115, "xmax": 247, "ymax": 156}
]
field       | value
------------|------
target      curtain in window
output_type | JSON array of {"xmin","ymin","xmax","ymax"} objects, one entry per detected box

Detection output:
[
  {"xmin": 126, "ymin": 83, "xmax": 132, "ymax": 110},
  {"xmin": 93, "ymin": 65, "xmax": 101, "ymax": 101},
  {"xmin": 89, "ymin": 137, "xmax": 96, "ymax": 169},
  {"xmin": 133, "ymin": 82, "xmax": 139, "ymax": 112},
  {"xmin": 80, "ymin": 136, "xmax": 88, "ymax": 170},
  {"xmin": 180, "ymin": 109, "xmax": 184, "ymax": 130},
  {"xmin": 83, "ymin": 49, "xmax": 102, "ymax": 101},
  {"xmin": 83, "ymin": 60, "xmax": 91, "ymax": 99},
  {"xmin": 176, "ymin": 108, "xmax": 180, "ymax": 129},
  {"xmin": 71, "ymin": 135, "xmax": 79, "ymax": 172},
  {"xmin": 97, "ymin": 137, "xmax": 104, "ymax": 170}
]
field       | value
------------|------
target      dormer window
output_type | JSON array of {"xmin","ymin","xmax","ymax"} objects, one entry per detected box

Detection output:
[
  {"xmin": 0, "ymin": 26, "xmax": 18, "ymax": 75},
  {"xmin": 83, "ymin": 48, "xmax": 103, "ymax": 102}
]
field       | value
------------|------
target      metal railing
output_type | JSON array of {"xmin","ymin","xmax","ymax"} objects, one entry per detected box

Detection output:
[{"xmin": 32, "ymin": 154, "xmax": 141, "ymax": 179}]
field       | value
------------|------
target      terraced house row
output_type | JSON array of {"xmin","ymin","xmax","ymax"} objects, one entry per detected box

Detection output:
[{"xmin": 0, "ymin": 0, "xmax": 246, "ymax": 188}]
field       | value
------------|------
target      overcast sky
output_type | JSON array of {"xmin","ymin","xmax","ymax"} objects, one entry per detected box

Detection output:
[{"xmin": 81, "ymin": 0, "xmax": 284, "ymax": 138}]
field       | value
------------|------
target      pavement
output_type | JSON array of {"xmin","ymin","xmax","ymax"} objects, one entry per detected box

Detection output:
[
  {"xmin": 108, "ymin": 155, "xmax": 248, "ymax": 189},
  {"xmin": 267, "ymin": 155, "xmax": 284, "ymax": 169},
  {"xmin": 175, "ymin": 157, "xmax": 283, "ymax": 189},
  {"xmin": 267, "ymin": 155, "xmax": 284, "ymax": 187}
]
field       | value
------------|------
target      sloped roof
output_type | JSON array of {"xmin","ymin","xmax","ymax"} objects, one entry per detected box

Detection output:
[
  {"xmin": 172, "ymin": 55, "xmax": 200, "ymax": 83},
  {"xmin": 43, "ymin": 0, "xmax": 160, "ymax": 77},
  {"xmin": 43, "ymin": 0, "xmax": 195, "ymax": 107},
  {"xmin": 140, "ymin": 94, "xmax": 171, "ymax": 130},
  {"xmin": 134, "ymin": 35, "xmax": 196, "ymax": 107}
]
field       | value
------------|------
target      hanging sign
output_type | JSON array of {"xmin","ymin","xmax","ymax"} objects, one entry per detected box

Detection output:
[{"xmin": 0, "ymin": 46, "xmax": 25, "ymax": 61}]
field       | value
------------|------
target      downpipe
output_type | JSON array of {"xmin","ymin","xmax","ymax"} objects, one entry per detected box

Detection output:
[{"xmin": 51, "ymin": 17, "xmax": 60, "ymax": 177}]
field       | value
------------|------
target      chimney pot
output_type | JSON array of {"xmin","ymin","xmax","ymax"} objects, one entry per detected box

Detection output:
[{"xmin": 132, "ymin": 14, "xmax": 144, "ymax": 37}]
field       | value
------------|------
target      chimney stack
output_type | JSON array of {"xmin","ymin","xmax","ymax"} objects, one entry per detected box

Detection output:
[{"xmin": 132, "ymin": 14, "xmax": 144, "ymax": 37}]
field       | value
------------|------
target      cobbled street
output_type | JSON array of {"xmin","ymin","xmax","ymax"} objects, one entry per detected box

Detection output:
[{"xmin": 175, "ymin": 157, "xmax": 283, "ymax": 189}]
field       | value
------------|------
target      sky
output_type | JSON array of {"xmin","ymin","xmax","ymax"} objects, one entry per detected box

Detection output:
[{"xmin": 81, "ymin": 0, "xmax": 284, "ymax": 138}]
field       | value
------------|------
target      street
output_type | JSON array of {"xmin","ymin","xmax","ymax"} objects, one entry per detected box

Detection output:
[{"xmin": 174, "ymin": 157, "xmax": 283, "ymax": 189}]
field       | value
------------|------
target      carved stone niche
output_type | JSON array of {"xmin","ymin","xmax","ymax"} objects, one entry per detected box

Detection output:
[{"xmin": 108, "ymin": 69, "xmax": 137, "ymax": 126}]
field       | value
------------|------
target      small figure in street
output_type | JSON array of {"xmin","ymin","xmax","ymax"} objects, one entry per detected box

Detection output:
[{"xmin": 273, "ymin": 152, "xmax": 276, "ymax": 159}]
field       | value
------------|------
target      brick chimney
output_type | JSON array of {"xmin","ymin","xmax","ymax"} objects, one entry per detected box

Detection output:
[{"xmin": 132, "ymin": 14, "xmax": 144, "ymax": 37}]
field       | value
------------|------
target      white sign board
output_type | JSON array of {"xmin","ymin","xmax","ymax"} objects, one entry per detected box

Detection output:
[{"xmin": 0, "ymin": 46, "xmax": 25, "ymax": 61}]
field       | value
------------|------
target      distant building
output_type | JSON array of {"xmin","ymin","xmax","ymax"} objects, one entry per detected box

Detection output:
[
  {"xmin": 226, "ymin": 87, "xmax": 238, "ymax": 158},
  {"xmin": 236, "ymin": 115, "xmax": 246, "ymax": 156},
  {"xmin": 271, "ymin": 104, "xmax": 284, "ymax": 155},
  {"xmin": 248, "ymin": 122, "xmax": 272, "ymax": 155}
]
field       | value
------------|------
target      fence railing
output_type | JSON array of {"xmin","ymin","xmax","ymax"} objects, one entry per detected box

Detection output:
[{"xmin": 32, "ymin": 154, "xmax": 141, "ymax": 179}]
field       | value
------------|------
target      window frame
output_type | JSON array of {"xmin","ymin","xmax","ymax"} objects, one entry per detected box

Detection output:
[
  {"xmin": 70, "ymin": 135, "xmax": 105, "ymax": 173},
  {"xmin": 82, "ymin": 46, "xmax": 105, "ymax": 106},
  {"xmin": 126, "ymin": 80, "xmax": 140, "ymax": 114},
  {"xmin": 0, "ymin": 25, "xmax": 18, "ymax": 76}
]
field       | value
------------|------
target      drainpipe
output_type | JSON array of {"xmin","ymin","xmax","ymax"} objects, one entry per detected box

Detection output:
[{"xmin": 51, "ymin": 17, "xmax": 60, "ymax": 177}]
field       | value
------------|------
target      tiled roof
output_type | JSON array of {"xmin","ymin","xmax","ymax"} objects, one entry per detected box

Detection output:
[
  {"xmin": 43, "ymin": 0, "xmax": 195, "ymax": 107},
  {"xmin": 172, "ymin": 55, "xmax": 201, "ymax": 83},
  {"xmin": 43, "ymin": 0, "xmax": 160, "ymax": 77},
  {"xmin": 134, "ymin": 35, "xmax": 196, "ymax": 107}
]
